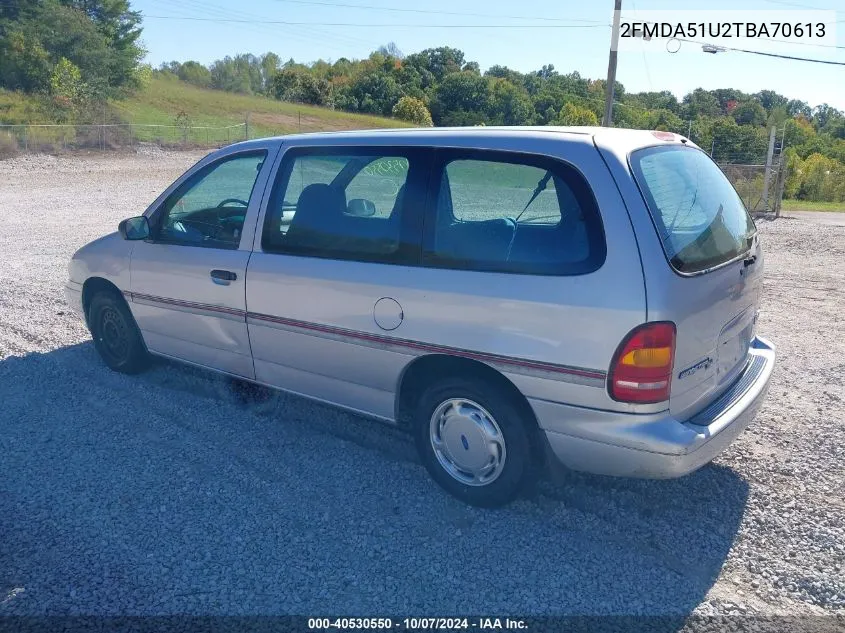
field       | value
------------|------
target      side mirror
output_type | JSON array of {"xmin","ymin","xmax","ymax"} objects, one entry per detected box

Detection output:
[
  {"xmin": 346, "ymin": 198, "xmax": 376, "ymax": 217},
  {"xmin": 118, "ymin": 216, "xmax": 150, "ymax": 241}
]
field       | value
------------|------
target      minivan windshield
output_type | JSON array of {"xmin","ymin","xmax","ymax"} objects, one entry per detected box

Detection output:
[{"xmin": 630, "ymin": 145, "xmax": 756, "ymax": 274}]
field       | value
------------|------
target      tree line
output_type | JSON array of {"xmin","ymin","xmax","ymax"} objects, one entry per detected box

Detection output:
[
  {"xmin": 0, "ymin": 0, "xmax": 145, "ymax": 119},
  {"xmin": 157, "ymin": 45, "xmax": 845, "ymax": 201},
  {"xmin": 0, "ymin": 1, "xmax": 843, "ymax": 202}
]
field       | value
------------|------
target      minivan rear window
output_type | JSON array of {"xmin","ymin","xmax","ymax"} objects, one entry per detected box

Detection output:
[{"xmin": 630, "ymin": 146, "xmax": 756, "ymax": 274}]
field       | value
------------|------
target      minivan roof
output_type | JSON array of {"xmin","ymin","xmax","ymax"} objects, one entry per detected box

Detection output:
[
  {"xmin": 227, "ymin": 126, "xmax": 700, "ymax": 158},
  {"xmin": 264, "ymin": 126, "xmax": 694, "ymax": 148}
]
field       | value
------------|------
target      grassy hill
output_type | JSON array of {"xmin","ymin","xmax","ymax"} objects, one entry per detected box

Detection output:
[
  {"xmin": 113, "ymin": 75, "xmax": 410, "ymax": 137},
  {"xmin": 0, "ymin": 75, "xmax": 410, "ymax": 150}
]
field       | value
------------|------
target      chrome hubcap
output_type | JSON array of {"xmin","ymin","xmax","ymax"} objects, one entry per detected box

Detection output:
[{"xmin": 429, "ymin": 398, "xmax": 506, "ymax": 486}]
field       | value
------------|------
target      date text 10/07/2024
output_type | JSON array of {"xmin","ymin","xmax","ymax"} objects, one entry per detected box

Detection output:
[{"xmin": 308, "ymin": 618, "xmax": 528, "ymax": 630}]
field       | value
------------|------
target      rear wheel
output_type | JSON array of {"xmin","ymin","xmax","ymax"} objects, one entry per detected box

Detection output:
[
  {"xmin": 88, "ymin": 292, "xmax": 149, "ymax": 374},
  {"xmin": 413, "ymin": 377, "xmax": 536, "ymax": 507}
]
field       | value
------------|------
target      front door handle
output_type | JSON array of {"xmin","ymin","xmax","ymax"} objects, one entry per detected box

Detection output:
[{"xmin": 210, "ymin": 269, "xmax": 237, "ymax": 282}]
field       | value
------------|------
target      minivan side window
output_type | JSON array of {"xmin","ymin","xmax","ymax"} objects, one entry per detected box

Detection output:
[
  {"xmin": 345, "ymin": 157, "xmax": 410, "ymax": 219},
  {"xmin": 423, "ymin": 151, "xmax": 605, "ymax": 275},
  {"xmin": 153, "ymin": 152, "xmax": 266, "ymax": 249},
  {"xmin": 630, "ymin": 145, "xmax": 756, "ymax": 274},
  {"xmin": 262, "ymin": 149, "xmax": 421, "ymax": 264}
]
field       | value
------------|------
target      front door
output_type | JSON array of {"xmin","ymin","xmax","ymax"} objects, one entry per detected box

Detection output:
[{"xmin": 129, "ymin": 149, "xmax": 271, "ymax": 378}]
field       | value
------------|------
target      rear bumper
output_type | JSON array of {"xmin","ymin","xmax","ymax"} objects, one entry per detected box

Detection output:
[{"xmin": 535, "ymin": 336, "xmax": 776, "ymax": 479}]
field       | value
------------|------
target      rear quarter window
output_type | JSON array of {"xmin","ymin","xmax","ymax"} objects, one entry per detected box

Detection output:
[
  {"xmin": 423, "ymin": 150, "xmax": 606, "ymax": 276},
  {"xmin": 630, "ymin": 146, "xmax": 756, "ymax": 274}
]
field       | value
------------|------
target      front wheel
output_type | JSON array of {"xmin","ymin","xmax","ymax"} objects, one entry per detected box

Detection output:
[
  {"xmin": 88, "ymin": 292, "xmax": 149, "ymax": 374},
  {"xmin": 413, "ymin": 377, "xmax": 537, "ymax": 507}
]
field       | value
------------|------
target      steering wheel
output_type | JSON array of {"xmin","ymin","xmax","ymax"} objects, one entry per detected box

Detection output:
[
  {"xmin": 217, "ymin": 198, "xmax": 249, "ymax": 208},
  {"xmin": 213, "ymin": 199, "xmax": 249, "ymax": 242}
]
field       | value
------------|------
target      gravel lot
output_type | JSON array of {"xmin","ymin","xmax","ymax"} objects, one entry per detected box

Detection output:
[{"xmin": 0, "ymin": 150, "xmax": 843, "ymax": 622}]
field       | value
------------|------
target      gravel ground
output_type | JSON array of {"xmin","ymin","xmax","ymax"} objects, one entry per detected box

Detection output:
[{"xmin": 0, "ymin": 150, "xmax": 843, "ymax": 622}]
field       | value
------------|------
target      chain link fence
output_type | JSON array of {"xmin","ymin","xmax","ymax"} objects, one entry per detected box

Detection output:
[
  {"xmin": 0, "ymin": 122, "xmax": 248, "ymax": 153},
  {"xmin": 717, "ymin": 159, "xmax": 786, "ymax": 216},
  {"xmin": 1, "ymin": 121, "xmax": 788, "ymax": 215}
]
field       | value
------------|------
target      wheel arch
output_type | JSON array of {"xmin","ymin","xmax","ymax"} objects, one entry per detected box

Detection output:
[
  {"xmin": 81, "ymin": 277, "xmax": 130, "ymax": 326},
  {"xmin": 395, "ymin": 353, "xmax": 541, "ymax": 436}
]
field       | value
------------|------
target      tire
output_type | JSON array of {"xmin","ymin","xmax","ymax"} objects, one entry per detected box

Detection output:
[
  {"xmin": 413, "ymin": 377, "xmax": 537, "ymax": 507},
  {"xmin": 88, "ymin": 291, "xmax": 149, "ymax": 374}
]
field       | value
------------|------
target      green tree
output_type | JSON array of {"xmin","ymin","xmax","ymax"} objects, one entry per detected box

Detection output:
[
  {"xmin": 798, "ymin": 153, "xmax": 845, "ymax": 201},
  {"xmin": 347, "ymin": 71, "xmax": 403, "ymax": 115},
  {"xmin": 784, "ymin": 116, "xmax": 816, "ymax": 149},
  {"xmin": 47, "ymin": 56, "xmax": 88, "ymax": 121},
  {"xmin": 812, "ymin": 103, "xmax": 842, "ymax": 130},
  {"xmin": 178, "ymin": 61, "xmax": 211, "ymax": 88},
  {"xmin": 404, "ymin": 47, "xmax": 466, "ymax": 83},
  {"xmin": 732, "ymin": 100, "xmax": 767, "ymax": 126},
  {"xmin": 556, "ymin": 102, "xmax": 599, "ymax": 126},
  {"xmin": 485, "ymin": 65, "xmax": 524, "ymax": 85},
  {"xmin": 782, "ymin": 148, "xmax": 803, "ymax": 199},
  {"xmin": 392, "ymin": 96, "xmax": 433, "ymax": 126},
  {"xmin": 825, "ymin": 117, "xmax": 845, "ymax": 140},
  {"xmin": 0, "ymin": 30, "xmax": 51, "ymax": 92},
  {"xmin": 648, "ymin": 108, "xmax": 685, "ymax": 135},
  {"xmin": 50, "ymin": 57, "xmax": 84, "ymax": 101},
  {"xmin": 260, "ymin": 52, "xmax": 280, "ymax": 93},
  {"xmin": 487, "ymin": 79, "xmax": 534, "ymax": 125},
  {"xmin": 786, "ymin": 99, "xmax": 812, "ymax": 119},
  {"xmin": 755, "ymin": 89, "xmax": 789, "ymax": 115},
  {"xmin": 0, "ymin": 0, "xmax": 144, "ymax": 98},
  {"xmin": 712, "ymin": 88, "xmax": 746, "ymax": 115},
  {"xmin": 629, "ymin": 90, "xmax": 680, "ymax": 113},
  {"xmin": 682, "ymin": 88, "xmax": 721, "ymax": 118},
  {"xmin": 430, "ymin": 71, "xmax": 490, "ymax": 126},
  {"xmin": 272, "ymin": 68, "xmax": 332, "ymax": 106},
  {"xmin": 707, "ymin": 117, "xmax": 769, "ymax": 163},
  {"xmin": 210, "ymin": 54, "xmax": 263, "ymax": 94}
]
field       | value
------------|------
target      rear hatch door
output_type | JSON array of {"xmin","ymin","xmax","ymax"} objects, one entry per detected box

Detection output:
[{"xmin": 629, "ymin": 144, "xmax": 762, "ymax": 420}]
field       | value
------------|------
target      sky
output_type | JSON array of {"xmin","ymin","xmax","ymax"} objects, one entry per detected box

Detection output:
[{"xmin": 132, "ymin": 0, "xmax": 845, "ymax": 111}]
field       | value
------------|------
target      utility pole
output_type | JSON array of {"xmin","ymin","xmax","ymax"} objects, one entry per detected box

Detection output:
[{"xmin": 602, "ymin": 0, "xmax": 623, "ymax": 127}]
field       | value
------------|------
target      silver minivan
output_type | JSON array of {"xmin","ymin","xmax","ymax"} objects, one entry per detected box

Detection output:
[{"xmin": 66, "ymin": 127, "xmax": 776, "ymax": 507}]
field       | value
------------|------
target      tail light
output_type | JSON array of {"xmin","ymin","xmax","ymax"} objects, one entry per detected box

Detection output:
[{"xmin": 609, "ymin": 322, "xmax": 676, "ymax": 403}]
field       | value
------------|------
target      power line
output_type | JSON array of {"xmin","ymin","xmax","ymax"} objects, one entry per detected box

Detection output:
[
  {"xmin": 156, "ymin": 0, "xmax": 376, "ymax": 49},
  {"xmin": 267, "ymin": 0, "xmax": 607, "ymax": 24},
  {"xmin": 748, "ymin": 37, "xmax": 845, "ymax": 50},
  {"xmin": 147, "ymin": 4, "xmax": 341, "ymax": 56},
  {"xmin": 137, "ymin": 14, "xmax": 611, "ymax": 28},
  {"xmin": 675, "ymin": 37, "xmax": 845, "ymax": 66}
]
